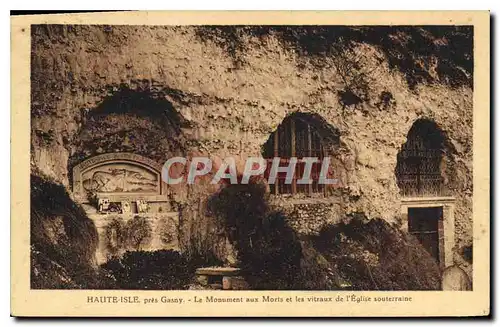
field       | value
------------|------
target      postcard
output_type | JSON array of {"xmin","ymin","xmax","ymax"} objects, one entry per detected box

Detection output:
[{"xmin": 11, "ymin": 10, "xmax": 490, "ymax": 317}]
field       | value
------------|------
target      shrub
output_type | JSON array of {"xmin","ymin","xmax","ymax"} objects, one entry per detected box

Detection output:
[
  {"xmin": 30, "ymin": 174, "xmax": 99, "ymax": 289},
  {"xmin": 101, "ymin": 250, "xmax": 199, "ymax": 290},
  {"xmin": 104, "ymin": 217, "xmax": 127, "ymax": 255},
  {"xmin": 314, "ymin": 215, "xmax": 442, "ymax": 290},
  {"xmin": 208, "ymin": 181, "xmax": 317, "ymax": 290},
  {"xmin": 124, "ymin": 216, "xmax": 152, "ymax": 250},
  {"xmin": 208, "ymin": 181, "xmax": 442, "ymax": 291}
]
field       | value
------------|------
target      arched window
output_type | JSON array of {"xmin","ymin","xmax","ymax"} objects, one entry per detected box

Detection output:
[
  {"xmin": 262, "ymin": 114, "xmax": 326, "ymax": 195},
  {"xmin": 396, "ymin": 119, "xmax": 447, "ymax": 197}
]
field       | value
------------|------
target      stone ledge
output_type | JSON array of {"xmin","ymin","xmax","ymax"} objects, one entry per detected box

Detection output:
[
  {"xmin": 195, "ymin": 267, "xmax": 241, "ymax": 276},
  {"xmin": 401, "ymin": 196, "xmax": 456, "ymax": 205}
]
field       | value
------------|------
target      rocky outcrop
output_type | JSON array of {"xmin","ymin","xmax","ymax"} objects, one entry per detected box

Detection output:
[{"xmin": 31, "ymin": 25, "xmax": 473, "ymax": 274}]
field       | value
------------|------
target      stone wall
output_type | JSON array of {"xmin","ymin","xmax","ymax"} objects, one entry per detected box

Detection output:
[
  {"xmin": 277, "ymin": 201, "xmax": 343, "ymax": 235},
  {"xmin": 88, "ymin": 211, "xmax": 179, "ymax": 264},
  {"xmin": 30, "ymin": 25, "xmax": 473, "ymax": 272}
]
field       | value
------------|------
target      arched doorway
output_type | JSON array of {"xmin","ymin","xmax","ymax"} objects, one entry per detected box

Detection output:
[{"xmin": 396, "ymin": 118, "xmax": 455, "ymax": 270}]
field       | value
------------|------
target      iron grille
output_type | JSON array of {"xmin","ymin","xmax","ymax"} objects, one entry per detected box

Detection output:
[{"xmin": 396, "ymin": 133, "xmax": 446, "ymax": 197}]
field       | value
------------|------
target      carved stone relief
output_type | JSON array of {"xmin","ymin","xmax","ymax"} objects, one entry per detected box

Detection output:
[{"xmin": 72, "ymin": 152, "xmax": 165, "ymax": 203}]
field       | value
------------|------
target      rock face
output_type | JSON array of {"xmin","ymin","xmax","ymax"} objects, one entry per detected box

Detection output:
[{"xmin": 30, "ymin": 25, "xmax": 473, "ymax": 276}]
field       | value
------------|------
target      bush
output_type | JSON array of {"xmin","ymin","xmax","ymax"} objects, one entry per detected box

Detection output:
[
  {"xmin": 30, "ymin": 174, "xmax": 99, "ymax": 289},
  {"xmin": 208, "ymin": 181, "xmax": 319, "ymax": 290},
  {"xmin": 124, "ymin": 216, "xmax": 152, "ymax": 250},
  {"xmin": 101, "ymin": 250, "xmax": 203, "ymax": 290},
  {"xmin": 103, "ymin": 217, "xmax": 126, "ymax": 255},
  {"xmin": 314, "ymin": 215, "xmax": 442, "ymax": 290},
  {"xmin": 208, "ymin": 181, "xmax": 442, "ymax": 291}
]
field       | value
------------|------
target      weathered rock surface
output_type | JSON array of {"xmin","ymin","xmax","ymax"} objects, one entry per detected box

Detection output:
[{"xmin": 31, "ymin": 25, "xmax": 473, "ymax": 275}]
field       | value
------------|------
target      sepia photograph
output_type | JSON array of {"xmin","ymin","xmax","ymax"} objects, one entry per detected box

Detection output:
[{"xmin": 10, "ymin": 11, "xmax": 490, "ymax": 317}]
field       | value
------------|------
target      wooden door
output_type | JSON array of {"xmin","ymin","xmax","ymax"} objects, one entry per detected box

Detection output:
[{"xmin": 408, "ymin": 207, "xmax": 443, "ymax": 264}]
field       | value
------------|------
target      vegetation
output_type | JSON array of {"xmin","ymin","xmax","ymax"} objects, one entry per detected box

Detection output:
[
  {"xmin": 195, "ymin": 26, "xmax": 473, "ymax": 89},
  {"xmin": 100, "ymin": 249, "xmax": 220, "ymax": 290},
  {"xmin": 31, "ymin": 173, "xmax": 442, "ymax": 290},
  {"xmin": 313, "ymin": 215, "xmax": 442, "ymax": 290},
  {"xmin": 30, "ymin": 174, "xmax": 100, "ymax": 289},
  {"xmin": 208, "ymin": 180, "xmax": 441, "ymax": 290},
  {"xmin": 208, "ymin": 181, "xmax": 305, "ymax": 289}
]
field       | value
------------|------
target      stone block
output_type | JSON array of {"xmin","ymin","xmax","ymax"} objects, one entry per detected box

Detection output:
[
  {"xmin": 222, "ymin": 276, "xmax": 232, "ymax": 290},
  {"xmin": 196, "ymin": 274, "xmax": 209, "ymax": 286}
]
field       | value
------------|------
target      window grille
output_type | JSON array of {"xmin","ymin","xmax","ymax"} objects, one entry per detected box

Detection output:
[
  {"xmin": 396, "ymin": 120, "xmax": 446, "ymax": 197},
  {"xmin": 263, "ymin": 116, "xmax": 325, "ymax": 195}
]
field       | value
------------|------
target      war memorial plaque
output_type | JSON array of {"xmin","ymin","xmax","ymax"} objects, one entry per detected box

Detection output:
[{"xmin": 10, "ymin": 11, "xmax": 490, "ymax": 317}]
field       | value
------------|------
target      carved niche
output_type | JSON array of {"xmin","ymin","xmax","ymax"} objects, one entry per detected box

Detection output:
[{"xmin": 72, "ymin": 153, "xmax": 166, "ymax": 203}]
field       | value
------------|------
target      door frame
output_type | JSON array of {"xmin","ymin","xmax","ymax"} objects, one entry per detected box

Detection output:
[{"xmin": 400, "ymin": 196, "xmax": 455, "ymax": 270}]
